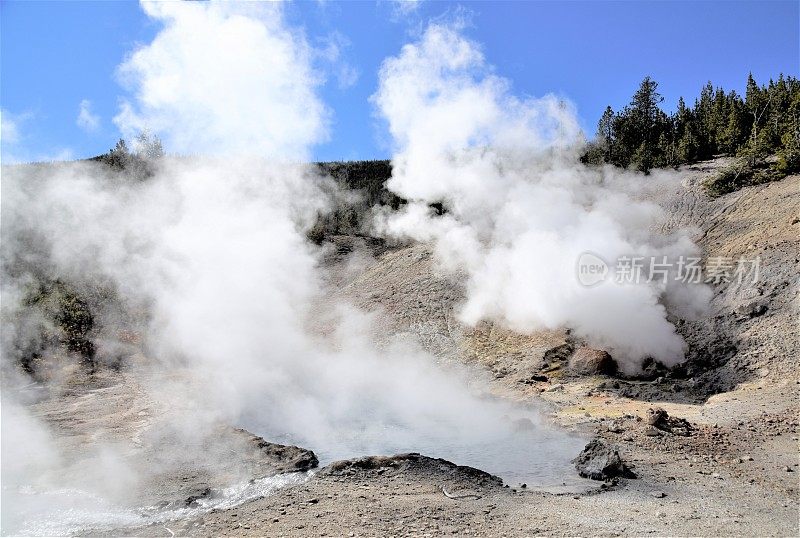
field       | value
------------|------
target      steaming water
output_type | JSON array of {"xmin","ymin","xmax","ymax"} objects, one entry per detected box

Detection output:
[
  {"xmin": 7, "ymin": 472, "xmax": 310, "ymax": 536},
  {"xmin": 5, "ymin": 424, "xmax": 586, "ymax": 536},
  {"xmin": 4, "ymin": 399, "xmax": 588, "ymax": 536},
  {"xmin": 340, "ymin": 429, "xmax": 583, "ymax": 487},
  {"xmin": 251, "ymin": 404, "xmax": 591, "ymax": 490},
  {"xmin": 311, "ymin": 427, "xmax": 588, "ymax": 488}
]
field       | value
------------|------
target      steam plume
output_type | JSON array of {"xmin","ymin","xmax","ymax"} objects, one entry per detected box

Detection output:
[
  {"xmin": 373, "ymin": 24, "xmax": 711, "ymax": 370},
  {"xmin": 2, "ymin": 7, "xmax": 584, "ymax": 535}
]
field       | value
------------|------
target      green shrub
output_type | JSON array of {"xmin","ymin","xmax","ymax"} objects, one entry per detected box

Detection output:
[
  {"xmin": 775, "ymin": 131, "xmax": 800, "ymax": 175},
  {"xmin": 703, "ymin": 159, "xmax": 785, "ymax": 197},
  {"xmin": 23, "ymin": 280, "xmax": 96, "ymax": 367}
]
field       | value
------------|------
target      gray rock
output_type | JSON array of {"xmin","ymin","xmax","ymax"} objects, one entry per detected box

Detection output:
[
  {"xmin": 735, "ymin": 299, "xmax": 768, "ymax": 318},
  {"xmin": 606, "ymin": 420, "xmax": 625, "ymax": 433},
  {"xmin": 572, "ymin": 439, "xmax": 636, "ymax": 481},
  {"xmin": 321, "ymin": 453, "xmax": 503, "ymax": 488},
  {"xmin": 645, "ymin": 407, "xmax": 693, "ymax": 436},
  {"xmin": 647, "ymin": 407, "xmax": 668, "ymax": 426},
  {"xmin": 235, "ymin": 427, "xmax": 319, "ymax": 472},
  {"xmin": 543, "ymin": 342, "xmax": 574, "ymax": 365},
  {"xmin": 568, "ymin": 347, "xmax": 617, "ymax": 375},
  {"xmin": 644, "ymin": 426, "xmax": 662, "ymax": 436},
  {"xmin": 512, "ymin": 417, "xmax": 535, "ymax": 431}
]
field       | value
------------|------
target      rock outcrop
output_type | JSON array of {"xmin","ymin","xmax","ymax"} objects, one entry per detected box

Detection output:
[
  {"xmin": 572, "ymin": 439, "xmax": 636, "ymax": 481},
  {"xmin": 235, "ymin": 427, "xmax": 319, "ymax": 473},
  {"xmin": 321, "ymin": 453, "xmax": 503, "ymax": 489},
  {"xmin": 646, "ymin": 408, "xmax": 693, "ymax": 436},
  {"xmin": 569, "ymin": 347, "xmax": 617, "ymax": 375}
]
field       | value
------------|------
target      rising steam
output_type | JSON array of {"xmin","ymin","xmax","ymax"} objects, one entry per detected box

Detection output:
[
  {"xmin": 1, "ymin": 5, "xmax": 588, "ymax": 535},
  {"xmin": 373, "ymin": 23, "xmax": 711, "ymax": 370},
  {"xmin": 2, "ymin": 6, "xmax": 714, "ymax": 536}
]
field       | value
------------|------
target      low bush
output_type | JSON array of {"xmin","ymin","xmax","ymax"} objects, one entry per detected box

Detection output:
[{"xmin": 703, "ymin": 158, "xmax": 785, "ymax": 197}]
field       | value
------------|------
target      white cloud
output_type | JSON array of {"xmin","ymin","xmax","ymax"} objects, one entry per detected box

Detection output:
[
  {"xmin": 1, "ymin": 108, "xmax": 21, "ymax": 144},
  {"xmin": 317, "ymin": 32, "xmax": 360, "ymax": 90},
  {"xmin": 391, "ymin": 0, "xmax": 423, "ymax": 18},
  {"xmin": 1, "ymin": 109, "xmax": 74, "ymax": 164},
  {"xmin": 76, "ymin": 99, "xmax": 101, "ymax": 132},
  {"xmin": 114, "ymin": 1, "xmax": 328, "ymax": 159},
  {"xmin": 336, "ymin": 64, "xmax": 360, "ymax": 89}
]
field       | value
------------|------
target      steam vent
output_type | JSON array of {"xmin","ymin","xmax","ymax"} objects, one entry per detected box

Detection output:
[{"xmin": 2, "ymin": 1, "xmax": 798, "ymax": 536}]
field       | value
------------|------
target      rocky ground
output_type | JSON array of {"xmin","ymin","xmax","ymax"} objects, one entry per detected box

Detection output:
[
  {"xmin": 115, "ymin": 383, "xmax": 798, "ymax": 535},
  {"xmin": 8, "ymin": 160, "xmax": 799, "ymax": 536}
]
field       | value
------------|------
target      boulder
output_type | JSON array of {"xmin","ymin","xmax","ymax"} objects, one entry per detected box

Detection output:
[
  {"xmin": 645, "ymin": 407, "xmax": 693, "ymax": 436},
  {"xmin": 543, "ymin": 342, "xmax": 574, "ymax": 365},
  {"xmin": 321, "ymin": 453, "xmax": 503, "ymax": 488},
  {"xmin": 572, "ymin": 439, "xmax": 636, "ymax": 481},
  {"xmin": 647, "ymin": 407, "xmax": 669, "ymax": 426},
  {"xmin": 234, "ymin": 427, "xmax": 319, "ymax": 472},
  {"xmin": 734, "ymin": 299, "xmax": 768, "ymax": 318},
  {"xmin": 569, "ymin": 347, "xmax": 617, "ymax": 375},
  {"xmin": 512, "ymin": 417, "xmax": 535, "ymax": 431}
]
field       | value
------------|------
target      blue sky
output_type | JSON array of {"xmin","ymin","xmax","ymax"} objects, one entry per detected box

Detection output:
[{"xmin": 2, "ymin": 0, "xmax": 798, "ymax": 163}]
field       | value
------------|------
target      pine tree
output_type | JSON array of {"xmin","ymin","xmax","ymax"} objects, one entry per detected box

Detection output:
[
  {"xmin": 776, "ymin": 86, "xmax": 800, "ymax": 174},
  {"xmin": 711, "ymin": 87, "xmax": 730, "ymax": 152},
  {"xmin": 597, "ymin": 106, "xmax": 615, "ymax": 161},
  {"xmin": 106, "ymin": 139, "xmax": 131, "ymax": 170},
  {"xmin": 634, "ymin": 77, "xmax": 668, "ymax": 171},
  {"xmin": 677, "ymin": 129, "xmax": 699, "ymax": 163},
  {"xmin": 674, "ymin": 97, "xmax": 692, "ymax": 138},
  {"xmin": 719, "ymin": 93, "xmax": 749, "ymax": 154},
  {"xmin": 694, "ymin": 82, "xmax": 717, "ymax": 158},
  {"xmin": 586, "ymin": 72, "xmax": 799, "ymax": 179},
  {"xmin": 632, "ymin": 141, "xmax": 654, "ymax": 173},
  {"xmin": 114, "ymin": 139, "xmax": 128, "ymax": 154},
  {"xmin": 655, "ymin": 131, "xmax": 675, "ymax": 168},
  {"xmin": 631, "ymin": 76, "xmax": 665, "ymax": 144},
  {"xmin": 745, "ymin": 73, "xmax": 768, "ymax": 143}
]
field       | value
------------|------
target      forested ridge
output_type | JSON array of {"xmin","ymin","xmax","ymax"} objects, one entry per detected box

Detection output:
[{"xmin": 582, "ymin": 73, "xmax": 799, "ymax": 195}]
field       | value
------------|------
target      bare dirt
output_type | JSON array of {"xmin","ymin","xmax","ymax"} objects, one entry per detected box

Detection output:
[{"xmin": 13, "ymin": 160, "xmax": 800, "ymax": 536}]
